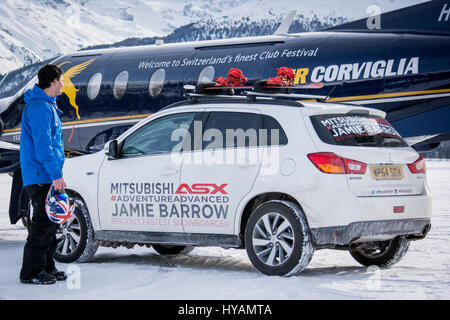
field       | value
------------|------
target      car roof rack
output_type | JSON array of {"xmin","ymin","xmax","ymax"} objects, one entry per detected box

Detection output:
[
  {"xmin": 184, "ymin": 90, "xmax": 327, "ymax": 104},
  {"xmin": 169, "ymin": 81, "xmax": 330, "ymax": 110},
  {"xmin": 186, "ymin": 92, "xmax": 246, "ymax": 100},
  {"xmin": 242, "ymin": 91, "xmax": 327, "ymax": 102}
]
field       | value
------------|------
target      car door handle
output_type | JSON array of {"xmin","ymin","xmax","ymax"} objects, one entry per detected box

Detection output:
[{"xmin": 159, "ymin": 168, "xmax": 178, "ymax": 176}]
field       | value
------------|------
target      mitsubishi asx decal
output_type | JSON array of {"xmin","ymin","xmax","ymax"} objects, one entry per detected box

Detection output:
[{"xmin": 109, "ymin": 182, "xmax": 230, "ymax": 228}]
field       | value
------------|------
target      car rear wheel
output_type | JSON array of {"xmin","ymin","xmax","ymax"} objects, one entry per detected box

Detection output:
[
  {"xmin": 349, "ymin": 236, "xmax": 410, "ymax": 268},
  {"xmin": 54, "ymin": 196, "xmax": 98, "ymax": 263},
  {"xmin": 152, "ymin": 244, "xmax": 194, "ymax": 255},
  {"xmin": 245, "ymin": 200, "xmax": 314, "ymax": 276}
]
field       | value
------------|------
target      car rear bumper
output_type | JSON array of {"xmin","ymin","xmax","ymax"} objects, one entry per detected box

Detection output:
[
  {"xmin": 296, "ymin": 178, "xmax": 432, "ymax": 229},
  {"xmin": 310, "ymin": 218, "xmax": 431, "ymax": 246}
]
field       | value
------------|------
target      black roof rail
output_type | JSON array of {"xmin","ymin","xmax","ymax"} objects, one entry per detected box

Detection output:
[
  {"xmin": 185, "ymin": 93, "xmax": 246, "ymax": 103},
  {"xmin": 160, "ymin": 92, "xmax": 307, "ymax": 112},
  {"xmin": 183, "ymin": 91, "xmax": 324, "ymax": 104},
  {"xmin": 242, "ymin": 91, "xmax": 328, "ymax": 102}
]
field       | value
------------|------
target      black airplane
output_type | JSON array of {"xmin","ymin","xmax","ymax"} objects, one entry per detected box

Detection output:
[{"xmin": 1, "ymin": 0, "xmax": 449, "ymax": 224}]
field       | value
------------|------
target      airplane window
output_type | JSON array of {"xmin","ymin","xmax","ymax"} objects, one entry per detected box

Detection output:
[
  {"xmin": 87, "ymin": 72, "xmax": 102, "ymax": 100},
  {"xmin": 113, "ymin": 71, "xmax": 129, "ymax": 99},
  {"xmin": 198, "ymin": 66, "xmax": 215, "ymax": 84},
  {"xmin": 149, "ymin": 68, "xmax": 166, "ymax": 97}
]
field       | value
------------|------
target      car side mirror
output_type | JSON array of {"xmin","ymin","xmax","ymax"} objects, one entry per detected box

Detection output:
[{"xmin": 106, "ymin": 140, "xmax": 119, "ymax": 160}]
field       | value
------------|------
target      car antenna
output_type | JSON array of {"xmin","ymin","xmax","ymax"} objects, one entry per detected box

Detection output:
[{"xmin": 324, "ymin": 85, "xmax": 337, "ymax": 102}]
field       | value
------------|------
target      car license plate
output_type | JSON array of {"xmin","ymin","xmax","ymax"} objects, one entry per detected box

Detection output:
[{"xmin": 370, "ymin": 165, "xmax": 404, "ymax": 180}]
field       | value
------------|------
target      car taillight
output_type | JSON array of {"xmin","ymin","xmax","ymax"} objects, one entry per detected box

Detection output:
[
  {"xmin": 307, "ymin": 153, "xmax": 345, "ymax": 174},
  {"xmin": 307, "ymin": 152, "xmax": 366, "ymax": 174},
  {"xmin": 408, "ymin": 155, "xmax": 426, "ymax": 174},
  {"xmin": 343, "ymin": 158, "xmax": 367, "ymax": 174}
]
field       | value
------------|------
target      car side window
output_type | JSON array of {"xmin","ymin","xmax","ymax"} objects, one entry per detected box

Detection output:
[
  {"xmin": 262, "ymin": 115, "xmax": 288, "ymax": 146},
  {"xmin": 121, "ymin": 112, "xmax": 195, "ymax": 157},
  {"xmin": 202, "ymin": 112, "xmax": 262, "ymax": 150}
]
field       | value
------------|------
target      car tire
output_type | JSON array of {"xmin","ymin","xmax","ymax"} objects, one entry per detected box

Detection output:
[
  {"xmin": 152, "ymin": 244, "xmax": 194, "ymax": 255},
  {"xmin": 349, "ymin": 236, "xmax": 410, "ymax": 268},
  {"xmin": 245, "ymin": 200, "xmax": 314, "ymax": 276},
  {"xmin": 54, "ymin": 196, "xmax": 98, "ymax": 263}
]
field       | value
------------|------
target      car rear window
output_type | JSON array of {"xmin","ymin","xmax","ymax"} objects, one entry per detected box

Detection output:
[
  {"xmin": 310, "ymin": 113, "xmax": 408, "ymax": 147},
  {"xmin": 201, "ymin": 112, "xmax": 288, "ymax": 149}
]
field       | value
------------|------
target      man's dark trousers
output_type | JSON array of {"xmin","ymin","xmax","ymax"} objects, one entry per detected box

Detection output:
[{"xmin": 20, "ymin": 184, "xmax": 58, "ymax": 280}]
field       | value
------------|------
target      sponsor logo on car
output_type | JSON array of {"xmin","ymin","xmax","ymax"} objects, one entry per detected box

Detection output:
[{"xmin": 109, "ymin": 182, "xmax": 230, "ymax": 228}]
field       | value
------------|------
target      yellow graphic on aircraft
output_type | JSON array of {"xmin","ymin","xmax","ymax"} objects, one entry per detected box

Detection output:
[{"xmin": 57, "ymin": 58, "xmax": 96, "ymax": 120}]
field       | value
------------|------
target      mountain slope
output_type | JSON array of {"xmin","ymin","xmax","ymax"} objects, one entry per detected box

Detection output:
[
  {"xmin": 0, "ymin": 0, "xmax": 426, "ymax": 75},
  {"xmin": 0, "ymin": 11, "xmax": 346, "ymax": 98}
]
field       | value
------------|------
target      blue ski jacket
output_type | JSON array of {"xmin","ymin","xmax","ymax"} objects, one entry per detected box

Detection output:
[{"xmin": 20, "ymin": 84, "xmax": 65, "ymax": 186}]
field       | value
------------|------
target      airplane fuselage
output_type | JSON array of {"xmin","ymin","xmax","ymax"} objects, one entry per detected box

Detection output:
[{"xmin": 1, "ymin": 31, "xmax": 450, "ymax": 152}]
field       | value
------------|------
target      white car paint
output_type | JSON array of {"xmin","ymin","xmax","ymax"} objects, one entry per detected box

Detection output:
[{"xmin": 62, "ymin": 98, "xmax": 432, "ymax": 273}]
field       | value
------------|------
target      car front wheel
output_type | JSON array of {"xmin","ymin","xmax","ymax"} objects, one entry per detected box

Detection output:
[{"xmin": 54, "ymin": 196, "xmax": 98, "ymax": 263}]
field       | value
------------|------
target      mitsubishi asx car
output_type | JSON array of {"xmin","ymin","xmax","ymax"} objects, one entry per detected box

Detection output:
[{"xmin": 54, "ymin": 93, "xmax": 432, "ymax": 276}]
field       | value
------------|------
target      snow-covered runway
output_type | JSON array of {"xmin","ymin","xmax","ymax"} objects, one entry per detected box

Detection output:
[{"xmin": 0, "ymin": 160, "xmax": 449, "ymax": 300}]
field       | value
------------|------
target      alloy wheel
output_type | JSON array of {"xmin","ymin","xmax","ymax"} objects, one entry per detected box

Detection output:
[
  {"xmin": 56, "ymin": 214, "xmax": 81, "ymax": 256},
  {"xmin": 252, "ymin": 212, "xmax": 295, "ymax": 266}
]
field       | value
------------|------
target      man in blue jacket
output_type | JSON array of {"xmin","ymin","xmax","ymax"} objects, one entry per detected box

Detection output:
[{"xmin": 19, "ymin": 64, "xmax": 68, "ymax": 285}]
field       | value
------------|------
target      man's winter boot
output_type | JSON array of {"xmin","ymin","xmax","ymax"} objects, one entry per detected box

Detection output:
[
  {"xmin": 49, "ymin": 269, "xmax": 67, "ymax": 281},
  {"xmin": 20, "ymin": 271, "xmax": 56, "ymax": 285}
]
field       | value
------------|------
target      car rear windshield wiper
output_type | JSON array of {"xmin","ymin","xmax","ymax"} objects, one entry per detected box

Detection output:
[
  {"xmin": 354, "ymin": 136, "xmax": 379, "ymax": 146},
  {"xmin": 381, "ymin": 138, "xmax": 402, "ymax": 147},
  {"xmin": 355, "ymin": 141, "xmax": 380, "ymax": 146}
]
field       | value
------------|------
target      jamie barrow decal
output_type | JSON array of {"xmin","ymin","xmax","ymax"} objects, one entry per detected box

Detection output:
[
  {"xmin": 109, "ymin": 182, "xmax": 230, "ymax": 228},
  {"xmin": 319, "ymin": 115, "xmax": 402, "ymax": 141}
]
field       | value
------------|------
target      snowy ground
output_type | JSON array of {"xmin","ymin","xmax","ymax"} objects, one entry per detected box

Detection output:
[{"xmin": 0, "ymin": 160, "xmax": 449, "ymax": 300}]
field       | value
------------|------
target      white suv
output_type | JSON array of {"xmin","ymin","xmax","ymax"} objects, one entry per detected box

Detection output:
[{"xmin": 57, "ymin": 94, "xmax": 432, "ymax": 276}]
